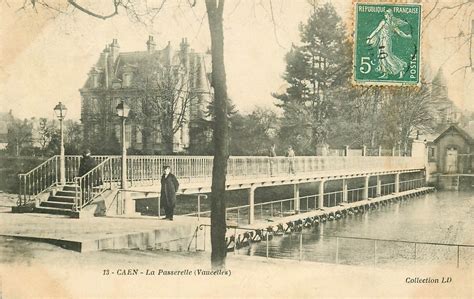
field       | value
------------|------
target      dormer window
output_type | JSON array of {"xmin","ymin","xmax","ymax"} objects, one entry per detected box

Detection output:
[
  {"xmin": 89, "ymin": 69, "xmax": 100, "ymax": 88},
  {"xmin": 112, "ymin": 79, "xmax": 122, "ymax": 89}
]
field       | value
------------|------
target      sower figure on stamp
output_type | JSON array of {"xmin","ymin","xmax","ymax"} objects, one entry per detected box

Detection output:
[
  {"xmin": 366, "ymin": 9, "xmax": 412, "ymax": 79},
  {"xmin": 160, "ymin": 166, "xmax": 179, "ymax": 221}
]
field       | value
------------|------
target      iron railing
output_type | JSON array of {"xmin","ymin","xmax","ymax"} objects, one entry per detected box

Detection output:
[
  {"xmin": 74, "ymin": 157, "xmax": 121, "ymax": 210},
  {"xmin": 17, "ymin": 154, "xmax": 425, "ymax": 208},
  {"xmin": 251, "ymin": 234, "xmax": 474, "ymax": 269},
  {"xmin": 184, "ymin": 178, "xmax": 426, "ymax": 225},
  {"xmin": 17, "ymin": 155, "xmax": 112, "ymax": 206}
]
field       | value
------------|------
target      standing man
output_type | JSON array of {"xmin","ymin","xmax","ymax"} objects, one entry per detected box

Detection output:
[
  {"xmin": 78, "ymin": 149, "xmax": 97, "ymax": 177},
  {"xmin": 269, "ymin": 144, "xmax": 277, "ymax": 176},
  {"xmin": 160, "ymin": 166, "xmax": 179, "ymax": 221},
  {"xmin": 287, "ymin": 146, "xmax": 296, "ymax": 175}
]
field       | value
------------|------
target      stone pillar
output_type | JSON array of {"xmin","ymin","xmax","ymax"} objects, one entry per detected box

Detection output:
[
  {"xmin": 248, "ymin": 186, "xmax": 256, "ymax": 224},
  {"xmin": 362, "ymin": 145, "xmax": 367, "ymax": 156},
  {"xmin": 378, "ymin": 145, "xmax": 382, "ymax": 156},
  {"xmin": 395, "ymin": 173, "xmax": 400, "ymax": 194},
  {"xmin": 294, "ymin": 184, "xmax": 300, "ymax": 213},
  {"xmin": 363, "ymin": 176, "xmax": 369, "ymax": 200},
  {"xmin": 318, "ymin": 180, "xmax": 325, "ymax": 209},
  {"xmin": 123, "ymin": 192, "xmax": 135, "ymax": 215},
  {"xmin": 376, "ymin": 175, "xmax": 382, "ymax": 197},
  {"xmin": 344, "ymin": 145, "xmax": 349, "ymax": 157},
  {"xmin": 412, "ymin": 140, "xmax": 429, "ymax": 183},
  {"xmin": 342, "ymin": 179, "xmax": 348, "ymax": 203}
]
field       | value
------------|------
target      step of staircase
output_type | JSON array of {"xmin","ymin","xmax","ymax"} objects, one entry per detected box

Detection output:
[
  {"xmin": 33, "ymin": 206, "xmax": 79, "ymax": 218},
  {"xmin": 48, "ymin": 195, "xmax": 75, "ymax": 203},
  {"xmin": 62, "ymin": 185, "xmax": 79, "ymax": 192},
  {"xmin": 40, "ymin": 201, "xmax": 74, "ymax": 209},
  {"xmin": 55, "ymin": 190, "xmax": 77, "ymax": 197}
]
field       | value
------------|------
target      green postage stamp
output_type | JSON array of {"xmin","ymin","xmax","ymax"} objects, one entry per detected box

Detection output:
[{"xmin": 353, "ymin": 3, "xmax": 421, "ymax": 85}]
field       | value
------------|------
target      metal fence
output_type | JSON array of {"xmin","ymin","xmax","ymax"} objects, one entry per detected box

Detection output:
[
  {"xmin": 183, "ymin": 178, "xmax": 426, "ymax": 225},
  {"xmin": 17, "ymin": 154, "xmax": 425, "ymax": 208},
  {"xmin": 238, "ymin": 233, "xmax": 474, "ymax": 269}
]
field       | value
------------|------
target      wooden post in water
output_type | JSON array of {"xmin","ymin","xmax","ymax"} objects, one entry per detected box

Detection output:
[
  {"xmin": 318, "ymin": 180, "xmax": 325, "ymax": 208},
  {"xmin": 342, "ymin": 179, "xmax": 348, "ymax": 203},
  {"xmin": 294, "ymin": 184, "xmax": 300, "ymax": 213},
  {"xmin": 394, "ymin": 173, "xmax": 400, "ymax": 194},
  {"xmin": 376, "ymin": 175, "xmax": 382, "ymax": 197},
  {"xmin": 248, "ymin": 186, "xmax": 256, "ymax": 224},
  {"xmin": 363, "ymin": 176, "xmax": 369, "ymax": 200}
]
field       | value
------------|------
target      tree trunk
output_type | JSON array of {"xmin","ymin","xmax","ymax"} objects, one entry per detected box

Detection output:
[
  {"xmin": 206, "ymin": 0, "xmax": 228, "ymax": 270},
  {"xmin": 161, "ymin": 131, "xmax": 174, "ymax": 154}
]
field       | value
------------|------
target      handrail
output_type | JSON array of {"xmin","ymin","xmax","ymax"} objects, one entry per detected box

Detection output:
[
  {"xmin": 73, "ymin": 157, "xmax": 121, "ymax": 211},
  {"xmin": 20, "ymin": 155, "xmax": 58, "ymax": 176},
  {"xmin": 17, "ymin": 155, "xmax": 119, "ymax": 207},
  {"xmin": 18, "ymin": 156, "xmax": 59, "ymax": 206}
]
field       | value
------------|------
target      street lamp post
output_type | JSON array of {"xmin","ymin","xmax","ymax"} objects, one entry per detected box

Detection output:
[
  {"xmin": 116, "ymin": 100, "xmax": 130, "ymax": 190},
  {"xmin": 54, "ymin": 102, "xmax": 67, "ymax": 185}
]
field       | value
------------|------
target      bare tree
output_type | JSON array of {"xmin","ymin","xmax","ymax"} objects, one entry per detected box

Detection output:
[
  {"xmin": 132, "ymin": 60, "xmax": 196, "ymax": 154},
  {"xmin": 423, "ymin": 0, "xmax": 474, "ymax": 74},
  {"xmin": 382, "ymin": 83, "xmax": 437, "ymax": 152}
]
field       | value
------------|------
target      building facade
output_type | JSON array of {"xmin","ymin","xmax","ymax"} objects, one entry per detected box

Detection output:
[
  {"xmin": 428, "ymin": 125, "xmax": 474, "ymax": 174},
  {"xmin": 80, "ymin": 36, "xmax": 212, "ymax": 154}
]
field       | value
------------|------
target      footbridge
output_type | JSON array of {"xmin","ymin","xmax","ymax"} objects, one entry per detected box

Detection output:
[{"xmin": 15, "ymin": 142, "xmax": 427, "ymax": 223}]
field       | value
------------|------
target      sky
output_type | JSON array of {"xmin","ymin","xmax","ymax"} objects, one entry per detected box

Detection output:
[{"xmin": 0, "ymin": 0, "xmax": 472, "ymax": 121}]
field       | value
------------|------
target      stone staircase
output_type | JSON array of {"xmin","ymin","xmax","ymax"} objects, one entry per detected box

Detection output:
[{"xmin": 34, "ymin": 185, "xmax": 79, "ymax": 217}]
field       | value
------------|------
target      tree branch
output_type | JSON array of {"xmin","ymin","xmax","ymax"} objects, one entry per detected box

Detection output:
[{"xmin": 67, "ymin": 0, "xmax": 119, "ymax": 20}]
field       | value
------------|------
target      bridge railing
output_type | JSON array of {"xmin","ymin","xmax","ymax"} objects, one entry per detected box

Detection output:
[
  {"xmin": 119, "ymin": 155, "xmax": 424, "ymax": 186},
  {"xmin": 74, "ymin": 157, "xmax": 122, "ymax": 210},
  {"xmin": 17, "ymin": 154, "xmax": 425, "ymax": 206},
  {"xmin": 17, "ymin": 155, "xmax": 114, "ymax": 207}
]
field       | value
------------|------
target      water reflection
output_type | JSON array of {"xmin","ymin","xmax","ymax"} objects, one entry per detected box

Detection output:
[{"xmin": 236, "ymin": 191, "xmax": 474, "ymax": 268}]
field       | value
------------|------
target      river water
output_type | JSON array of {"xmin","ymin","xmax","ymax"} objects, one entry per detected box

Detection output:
[{"xmin": 236, "ymin": 191, "xmax": 474, "ymax": 268}]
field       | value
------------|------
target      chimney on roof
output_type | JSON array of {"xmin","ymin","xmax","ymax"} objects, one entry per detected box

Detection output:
[
  {"xmin": 110, "ymin": 38, "xmax": 120, "ymax": 62},
  {"xmin": 165, "ymin": 41, "xmax": 172, "ymax": 65},
  {"xmin": 180, "ymin": 38, "xmax": 189, "ymax": 69},
  {"xmin": 100, "ymin": 46, "xmax": 110, "ymax": 89},
  {"xmin": 146, "ymin": 35, "xmax": 156, "ymax": 53},
  {"xmin": 180, "ymin": 38, "xmax": 189, "ymax": 52}
]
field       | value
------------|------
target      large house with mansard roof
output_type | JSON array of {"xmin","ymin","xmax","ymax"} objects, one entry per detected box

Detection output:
[{"xmin": 79, "ymin": 36, "xmax": 212, "ymax": 154}]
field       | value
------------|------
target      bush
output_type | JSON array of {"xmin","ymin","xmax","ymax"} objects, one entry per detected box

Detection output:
[{"xmin": 0, "ymin": 156, "xmax": 46, "ymax": 193}]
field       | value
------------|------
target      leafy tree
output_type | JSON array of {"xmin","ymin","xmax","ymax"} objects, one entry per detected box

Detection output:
[
  {"xmin": 228, "ymin": 107, "xmax": 278, "ymax": 156},
  {"xmin": 64, "ymin": 120, "xmax": 84, "ymax": 154},
  {"xmin": 7, "ymin": 118, "xmax": 33, "ymax": 156},
  {"xmin": 36, "ymin": 118, "xmax": 58, "ymax": 154},
  {"xmin": 273, "ymin": 3, "xmax": 351, "ymax": 150}
]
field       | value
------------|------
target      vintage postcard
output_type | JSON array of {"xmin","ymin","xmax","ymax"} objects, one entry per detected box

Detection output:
[{"xmin": 0, "ymin": 0, "xmax": 472, "ymax": 298}]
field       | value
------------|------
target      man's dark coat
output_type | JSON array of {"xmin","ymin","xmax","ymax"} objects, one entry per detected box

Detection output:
[
  {"xmin": 78, "ymin": 155, "xmax": 97, "ymax": 177},
  {"xmin": 161, "ymin": 173, "xmax": 179, "ymax": 209}
]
